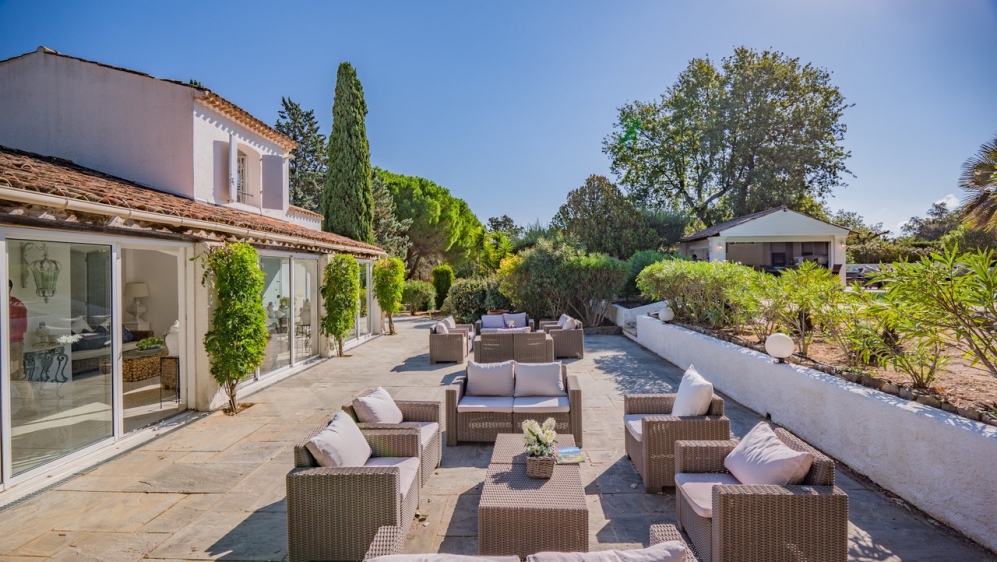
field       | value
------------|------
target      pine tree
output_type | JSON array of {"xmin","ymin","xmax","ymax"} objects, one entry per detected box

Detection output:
[
  {"xmin": 372, "ymin": 171, "xmax": 412, "ymax": 258},
  {"xmin": 275, "ymin": 97, "xmax": 327, "ymax": 213},
  {"xmin": 323, "ymin": 63, "xmax": 374, "ymax": 243}
]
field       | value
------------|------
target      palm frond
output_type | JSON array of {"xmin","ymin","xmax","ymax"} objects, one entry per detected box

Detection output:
[{"xmin": 959, "ymin": 134, "xmax": 997, "ymax": 232}]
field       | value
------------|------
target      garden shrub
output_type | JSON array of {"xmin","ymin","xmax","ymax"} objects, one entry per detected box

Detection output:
[
  {"xmin": 199, "ymin": 242, "xmax": 268, "ymax": 413},
  {"xmin": 564, "ymin": 253, "xmax": 629, "ymax": 326},
  {"xmin": 321, "ymin": 255, "xmax": 360, "ymax": 356},
  {"xmin": 441, "ymin": 277, "xmax": 491, "ymax": 323},
  {"xmin": 431, "ymin": 263, "xmax": 454, "ymax": 309},
  {"xmin": 402, "ymin": 280, "xmax": 436, "ymax": 313},
  {"xmin": 625, "ymin": 250, "xmax": 675, "ymax": 298},
  {"xmin": 373, "ymin": 257, "xmax": 405, "ymax": 335},
  {"xmin": 637, "ymin": 259, "xmax": 761, "ymax": 329},
  {"xmin": 774, "ymin": 261, "xmax": 844, "ymax": 356}
]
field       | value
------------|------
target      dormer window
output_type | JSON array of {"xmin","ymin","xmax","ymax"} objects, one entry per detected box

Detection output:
[{"xmin": 236, "ymin": 152, "xmax": 250, "ymax": 203}]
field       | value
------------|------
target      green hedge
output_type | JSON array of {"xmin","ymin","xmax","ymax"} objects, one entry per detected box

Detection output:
[{"xmin": 402, "ymin": 280, "xmax": 436, "ymax": 313}]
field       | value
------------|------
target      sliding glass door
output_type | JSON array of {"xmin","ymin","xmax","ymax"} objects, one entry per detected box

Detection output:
[
  {"xmin": 260, "ymin": 256, "xmax": 291, "ymax": 377},
  {"xmin": 293, "ymin": 258, "xmax": 318, "ymax": 360}
]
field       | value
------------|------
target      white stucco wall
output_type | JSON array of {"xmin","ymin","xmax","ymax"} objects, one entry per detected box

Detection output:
[
  {"xmin": 635, "ymin": 316, "xmax": 997, "ymax": 552},
  {"xmin": 0, "ymin": 50, "xmax": 195, "ymax": 197},
  {"xmin": 605, "ymin": 301, "xmax": 668, "ymax": 328}
]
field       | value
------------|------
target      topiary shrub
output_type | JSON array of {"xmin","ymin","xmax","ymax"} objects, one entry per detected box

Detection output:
[
  {"xmin": 373, "ymin": 257, "xmax": 405, "ymax": 335},
  {"xmin": 321, "ymin": 254, "xmax": 360, "ymax": 357},
  {"xmin": 432, "ymin": 263, "xmax": 454, "ymax": 309},
  {"xmin": 199, "ymin": 242, "xmax": 268, "ymax": 414},
  {"xmin": 402, "ymin": 280, "xmax": 436, "ymax": 313}
]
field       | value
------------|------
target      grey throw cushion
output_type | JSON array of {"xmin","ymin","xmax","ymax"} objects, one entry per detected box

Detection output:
[
  {"xmin": 480, "ymin": 315, "xmax": 506, "ymax": 329},
  {"xmin": 353, "ymin": 387, "xmax": 404, "ymax": 424},
  {"xmin": 305, "ymin": 411, "xmax": 371, "ymax": 467},
  {"xmin": 466, "ymin": 360, "xmax": 515, "ymax": 396},
  {"xmin": 503, "ymin": 312, "xmax": 528, "ymax": 328},
  {"xmin": 514, "ymin": 362, "xmax": 565, "ymax": 396}
]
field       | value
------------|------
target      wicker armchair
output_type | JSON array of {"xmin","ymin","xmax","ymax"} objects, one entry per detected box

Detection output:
[
  {"xmin": 624, "ymin": 393, "xmax": 730, "ymax": 492},
  {"xmin": 342, "ymin": 391, "xmax": 443, "ymax": 486},
  {"xmin": 513, "ymin": 331, "xmax": 554, "ymax": 362},
  {"xmin": 674, "ymin": 427, "xmax": 848, "ymax": 562},
  {"xmin": 473, "ymin": 332, "xmax": 515, "ymax": 363},
  {"xmin": 287, "ymin": 421, "xmax": 421, "ymax": 562},
  {"xmin": 547, "ymin": 324, "xmax": 584, "ymax": 358},
  {"xmin": 446, "ymin": 364, "xmax": 583, "ymax": 447},
  {"xmin": 429, "ymin": 327, "xmax": 468, "ymax": 364}
]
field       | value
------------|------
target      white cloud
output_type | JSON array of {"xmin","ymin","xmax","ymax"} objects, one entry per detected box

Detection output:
[{"xmin": 936, "ymin": 193, "xmax": 960, "ymax": 210}]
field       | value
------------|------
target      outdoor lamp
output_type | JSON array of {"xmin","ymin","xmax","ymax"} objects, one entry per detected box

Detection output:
[
  {"xmin": 765, "ymin": 333, "xmax": 794, "ymax": 363},
  {"xmin": 23, "ymin": 243, "xmax": 61, "ymax": 303},
  {"xmin": 658, "ymin": 306, "xmax": 675, "ymax": 322},
  {"xmin": 125, "ymin": 282, "xmax": 151, "ymax": 323}
]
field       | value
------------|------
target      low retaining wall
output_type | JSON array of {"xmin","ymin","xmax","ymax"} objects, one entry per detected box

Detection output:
[
  {"xmin": 606, "ymin": 301, "xmax": 667, "ymax": 328},
  {"xmin": 635, "ymin": 316, "xmax": 997, "ymax": 552}
]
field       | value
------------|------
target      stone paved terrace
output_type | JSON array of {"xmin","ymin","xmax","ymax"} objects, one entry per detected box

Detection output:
[{"xmin": 0, "ymin": 315, "xmax": 992, "ymax": 562}]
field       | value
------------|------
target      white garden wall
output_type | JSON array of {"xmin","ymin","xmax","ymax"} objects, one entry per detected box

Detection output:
[
  {"xmin": 606, "ymin": 301, "xmax": 668, "ymax": 328},
  {"xmin": 635, "ymin": 316, "xmax": 997, "ymax": 552}
]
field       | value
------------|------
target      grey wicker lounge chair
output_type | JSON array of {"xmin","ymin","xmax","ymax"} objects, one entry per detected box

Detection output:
[
  {"xmin": 674, "ymin": 426, "xmax": 848, "ymax": 562},
  {"xmin": 546, "ymin": 323, "xmax": 585, "ymax": 358},
  {"xmin": 446, "ymin": 363, "xmax": 582, "ymax": 447},
  {"xmin": 342, "ymin": 390, "xmax": 443, "ymax": 486},
  {"xmin": 651, "ymin": 523, "xmax": 702, "ymax": 562},
  {"xmin": 429, "ymin": 324, "xmax": 469, "ymax": 364},
  {"xmin": 287, "ymin": 420, "xmax": 421, "ymax": 562},
  {"xmin": 624, "ymin": 393, "xmax": 730, "ymax": 491}
]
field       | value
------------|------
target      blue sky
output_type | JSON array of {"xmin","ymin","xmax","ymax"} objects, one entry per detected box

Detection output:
[{"xmin": 1, "ymin": 1, "xmax": 995, "ymax": 233}]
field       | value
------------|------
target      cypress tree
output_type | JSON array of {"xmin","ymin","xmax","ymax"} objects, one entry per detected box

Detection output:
[{"xmin": 323, "ymin": 62, "xmax": 374, "ymax": 243}]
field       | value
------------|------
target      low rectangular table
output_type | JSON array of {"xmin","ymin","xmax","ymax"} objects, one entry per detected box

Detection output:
[{"xmin": 479, "ymin": 434, "xmax": 587, "ymax": 557}]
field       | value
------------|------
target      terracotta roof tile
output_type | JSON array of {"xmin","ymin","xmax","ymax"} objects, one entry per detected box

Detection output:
[{"xmin": 0, "ymin": 146, "xmax": 382, "ymax": 256}]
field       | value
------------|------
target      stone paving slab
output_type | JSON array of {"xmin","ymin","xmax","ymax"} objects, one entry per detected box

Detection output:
[{"xmin": 0, "ymin": 315, "xmax": 993, "ymax": 561}]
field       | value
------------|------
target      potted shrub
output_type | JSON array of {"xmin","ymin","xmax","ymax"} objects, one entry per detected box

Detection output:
[{"xmin": 321, "ymin": 254, "xmax": 360, "ymax": 357}]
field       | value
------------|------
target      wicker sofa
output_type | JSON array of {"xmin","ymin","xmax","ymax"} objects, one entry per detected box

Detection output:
[
  {"xmin": 473, "ymin": 332, "xmax": 554, "ymax": 363},
  {"xmin": 624, "ymin": 393, "xmax": 730, "ymax": 491},
  {"xmin": 286, "ymin": 418, "xmax": 421, "ymax": 562},
  {"xmin": 446, "ymin": 361, "xmax": 582, "ymax": 447},
  {"xmin": 428, "ymin": 320, "xmax": 473, "ymax": 364},
  {"xmin": 539, "ymin": 316, "xmax": 585, "ymax": 359},
  {"xmin": 475, "ymin": 312, "xmax": 535, "ymax": 334},
  {"xmin": 674, "ymin": 426, "xmax": 848, "ymax": 562},
  {"xmin": 342, "ymin": 390, "xmax": 442, "ymax": 487}
]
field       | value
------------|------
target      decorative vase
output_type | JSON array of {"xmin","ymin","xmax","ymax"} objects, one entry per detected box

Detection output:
[
  {"xmin": 165, "ymin": 320, "xmax": 181, "ymax": 356},
  {"xmin": 526, "ymin": 456, "xmax": 555, "ymax": 479}
]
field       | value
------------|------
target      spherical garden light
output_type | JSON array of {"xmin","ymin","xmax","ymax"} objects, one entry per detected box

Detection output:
[
  {"xmin": 765, "ymin": 333, "xmax": 794, "ymax": 363},
  {"xmin": 658, "ymin": 305, "xmax": 675, "ymax": 323}
]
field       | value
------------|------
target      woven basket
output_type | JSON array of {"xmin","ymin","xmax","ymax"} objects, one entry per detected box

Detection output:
[{"xmin": 526, "ymin": 456, "xmax": 555, "ymax": 479}]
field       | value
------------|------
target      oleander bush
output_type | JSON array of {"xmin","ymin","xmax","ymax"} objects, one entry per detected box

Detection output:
[{"xmin": 402, "ymin": 280, "xmax": 436, "ymax": 313}]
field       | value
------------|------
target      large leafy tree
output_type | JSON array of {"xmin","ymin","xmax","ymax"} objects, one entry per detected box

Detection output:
[
  {"xmin": 960, "ymin": 133, "xmax": 997, "ymax": 233},
  {"xmin": 323, "ymin": 62, "xmax": 374, "ymax": 243},
  {"xmin": 487, "ymin": 215, "xmax": 523, "ymax": 239},
  {"xmin": 902, "ymin": 202, "xmax": 962, "ymax": 241},
  {"xmin": 275, "ymin": 97, "xmax": 326, "ymax": 213},
  {"xmin": 604, "ymin": 47, "xmax": 851, "ymax": 227},
  {"xmin": 551, "ymin": 175, "xmax": 657, "ymax": 259},
  {"xmin": 377, "ymin": 168, "xmax": 483, "ymax": 278},
  {"xmin": 371, "ymin": 171, "xmax": 412, "ymax": 258}
]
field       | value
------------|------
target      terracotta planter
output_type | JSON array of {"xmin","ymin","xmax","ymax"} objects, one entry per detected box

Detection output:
[{"xmin": 526, "ymin": 456, "xmax": 555, "ymax": 479}]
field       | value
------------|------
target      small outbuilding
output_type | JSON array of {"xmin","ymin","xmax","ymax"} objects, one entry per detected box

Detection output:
[{"xmin": 678, "ymin": 206, "xmax": 850, "ymax": 282}]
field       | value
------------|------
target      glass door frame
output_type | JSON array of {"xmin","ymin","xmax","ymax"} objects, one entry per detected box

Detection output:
[
  {"xmin": 0, "ymin": 227, "xmax": 193, "ymax": 490},
  {"xmin": 253, "ymin": 250, "xmax": 322, "ymax": 382},
  {"xmin": 352, "ymin": 259, "xmax": 373, "ymax": 342}
]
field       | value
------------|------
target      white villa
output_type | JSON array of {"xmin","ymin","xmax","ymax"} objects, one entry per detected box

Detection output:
[
  {"xmin": 0, "ymin": 47, "xmax": 383, "ymax": 496},
  {"xmin": 678, "ymin": 206, "xmax": 851, "ymax": 281}
]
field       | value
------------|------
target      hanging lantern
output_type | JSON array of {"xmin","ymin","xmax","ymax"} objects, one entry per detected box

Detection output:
[{"xmin": 28, "ymin": 245, "xmax": 61, "ymax": 303}]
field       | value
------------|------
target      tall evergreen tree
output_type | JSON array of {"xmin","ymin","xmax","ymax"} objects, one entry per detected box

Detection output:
[
  {"xmin": 323, "ymin": 62, "xmax": 374, "ymax": 243},
  {"xmin": 275, "ymin": 97, "xmax": 326, "ymax": 213},
  {"xmin": 372, "ymin": 171, "xmax": 412, "ymax": 258}
]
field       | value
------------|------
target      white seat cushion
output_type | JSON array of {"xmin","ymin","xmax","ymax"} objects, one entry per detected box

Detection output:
[
  {"xmin": 353, "ymin": 387, "xmax": 404, "ymax": 424},
  {"xmin": 503, "ymin": 312, "xmax": 528, "ymax": 328},
  {"xmin": 671, "ymin": 365, "xmax": 714, "ymax": 417},
  {"xmin": 407, "ymin": 421, "xmax": 439, "ymax": 447},
  {"xmin": 480, "ymin": 314, "xmax": 506, "ymax": 329},
  {"xmin": 466, "ymin": 360, "xmax": 515, "ymax": 396},
  {"xmin": 372, "ymin": 556, "xmax": 510, "ymax": 562},
  {"xmin": 563, "ymin": 318, "xmax": 579, "ymax": 331},
  {"xmin": 364, "ymin": 456, "xmax": 420, "ymax": 500},
  {"xmin": 675, "ymin": 472, "xmax": 741, "ymax": 518},
  {"xmin": 512, "ymin": 396, "xmax": 570, "ymax": 414},
  {"xmin": 306, "ymin": 411, "xmax": 372, "ymax": 468},
  {"xmin": 457, "ymin": 395, "xmax": 515, "ymax": 413},
  {"xmin": 724, "ymin": 422, "xmax": 814, "ymax": 485},
  {"xmin": 514, "ymin": 362, "xmax": 565, "ymax": 397},
  {"xmin": 624, "ymin": 414, "xmax": 644, "ymax": 443},
  {"xmin": 526, "ymin": 540, "xmax": 687, "ymax": 562},
  {"xmin": 480, "ymin": 327, "xmax": 530, "ymax": 333}
]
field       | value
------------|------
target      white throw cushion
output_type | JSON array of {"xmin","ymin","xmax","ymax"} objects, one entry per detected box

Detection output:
[
  {"xmin": 435, "ymin": 322, "xmax": 449, "ymax": 335},
  {"xmin": 71, "ymin": 316, "xmax": 93, "ymax": 333},
  {"xmin": 480, "ymin": 314, "xmax": 506, "ymax": 329},
  {"xmin": 671, "ymin": 365, "xmax": 714, "ymax": 417},
  {"xmin": 556, "ymin": 313, "xmax": 571, "ymax": 327},
  {"xmin": 353, "ymin": 387, "xmax": 404, "ymax": 424},
  {"xmin": 563, "ymin": 318, "xmax": 579, "ymax": 331},
  {"xmin": 364, "ymin": 456, "xmax": 420, "ymax": 500},
  {"xmin": 623, "ymin": 414, "xmax": 644, "ymax": 443},
  {"xmin": 675, "ymin": 472, "xmax": 741, "ymax": 518},
  {"xmin": 526, "ymin": 539, "xmax": 687, "ymax": 562},
  {"xmin": 724, "ymin": 423, "xmax": 814, "ymax": 486},
  {"xmin": 466, "ymin": 360, "xmax": 515, "ymax": 396},
  {"xmin": 503, "ymin": 312, "xmax": 528, "ymax": 328},
  {"xmin": 305, "ymin": 411, "xmax": 371, "ymax": 468},
  {"xmin": 443, "ymin": 315, "xmax": 457, "ymax": 329},
  {"xmin": 456, "ymin": 395, "xmax": 515, "ymax": 413},
  {"xmin": 514, "ymin": 362, "xmax": 565, "ymax": 396},
  {"xmin": 512, "ymin": 396, "xmax": 570, "ymax": 413}
]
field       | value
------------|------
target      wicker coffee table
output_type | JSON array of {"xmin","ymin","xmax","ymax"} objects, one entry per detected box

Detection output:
[{"xmin": 479, "ymin": 434, "xmax": 587, "ymax": 557}]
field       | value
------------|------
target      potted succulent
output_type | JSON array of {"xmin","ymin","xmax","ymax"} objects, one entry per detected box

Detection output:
[{"xmin": 522, "ymin": 418, "xmax": 558, "ymax": 479}]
